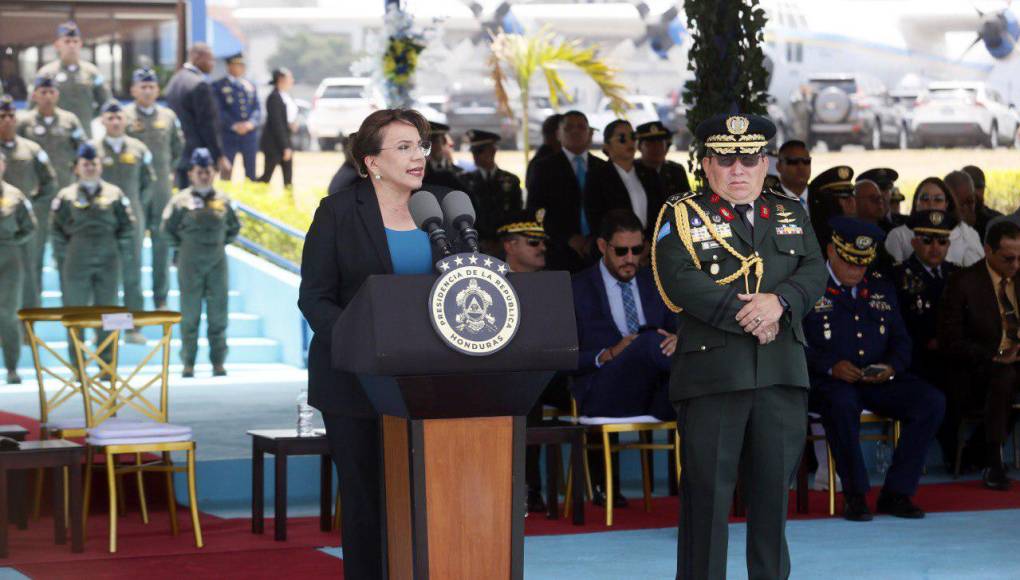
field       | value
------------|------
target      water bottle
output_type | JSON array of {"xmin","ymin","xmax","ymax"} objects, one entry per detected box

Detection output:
[
  {"xmin": 874, "ymin": 441, "xmax": 890, "ymax": 474},
  {"xmin": 296, "ymin": 388, "xmax": 314, "ymax": 437}
]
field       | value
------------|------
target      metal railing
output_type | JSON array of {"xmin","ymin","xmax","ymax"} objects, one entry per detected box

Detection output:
[{"xmin": 232, "ymin": 201, "xmax": 311, "ymax": 367}]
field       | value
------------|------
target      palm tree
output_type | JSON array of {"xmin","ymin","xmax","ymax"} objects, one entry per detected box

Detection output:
[{"xmin": 489, "ymin": 28, "xmax": 630, "ymax": 164}]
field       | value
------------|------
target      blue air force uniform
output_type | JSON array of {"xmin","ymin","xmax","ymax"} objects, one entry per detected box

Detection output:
[
  {"xmin": 211, "ymin": 54, "xmax": 260, "ymax": 181},
  {"xmin": 805, "ymin": 218, "xmax": 944, "ymax": 506}
]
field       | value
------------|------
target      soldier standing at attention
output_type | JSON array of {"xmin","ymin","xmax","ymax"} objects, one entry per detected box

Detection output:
[
  {"xmin": 162, "ymin": 149, "xmax": 240, "ymax": 378},
  {"xmin": 653, "ymin": 113, "xmax": 827, "ymax": 580},
  {"xmin": 37, "ymin": 21, "xmax": 110, "ymax": 138},
  {"xmin": 460, "ymin": 129, "xmax": 522, "ymax": 254},
  {"xmin": 125, "ymin": 67, "xmax": 184, "ymax": 310},
  {"xmin": 94, "ymin": 100, "xmax": 156, "ymax": 343},
  {"xmin": 0, "ymin": 151, "xmax": 38, "ymax": 384},
  {"xmin": 51, "ymin": 143, "xmax": 135, "ymax": 363},
  {"xmin": 211, "ymin": 54, "xmax": 260, "ymax": 181},
  {"xmin": 635, "ymin": 120, "xmax": 691, "ymax": 196},
  {"xmin": 1, "ymin": 95, "xmax": 56, "ymax": 310}
]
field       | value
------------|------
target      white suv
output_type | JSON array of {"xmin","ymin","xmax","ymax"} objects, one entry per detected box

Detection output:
[
  {"xmin": 308, "ymin": 77, "xmax": 385, "ymax": 151},
  {"xmin": 911, "ymin": 81, "xmax": 1018, "ymax": 148}
]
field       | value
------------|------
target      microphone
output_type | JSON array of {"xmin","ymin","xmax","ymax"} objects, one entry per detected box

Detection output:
[
  {"xmin": 409, "ymin": 191, "xmax": 452, "ymax": 257},
  {"xmin": 440, "ymin": 190, "xmax": 480, "ymax": 253}
]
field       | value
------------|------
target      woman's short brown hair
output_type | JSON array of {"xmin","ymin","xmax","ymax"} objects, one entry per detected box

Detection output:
[{"xmin": 350, "ymin": 108, "xmax": 430, "ymax": 176}]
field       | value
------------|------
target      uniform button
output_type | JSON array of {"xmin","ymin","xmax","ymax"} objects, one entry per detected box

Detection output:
[
  {"xmin": 857, "ymin": 332, "xmax": 863, "ymax": 338},
  {"xmin": 858, "ymin": 350, "xmax": 865, "ymax": 356},
  {"xmin": 854, "ymin": 315, "xmax": 860, "ymax": 321},
  {"xmin": 700, "ymin": 345, "xmax": 706, "ymax": 351},
  {"xmin": 789, "ymin": 249, "xmax": 795, "ymax": 255}
]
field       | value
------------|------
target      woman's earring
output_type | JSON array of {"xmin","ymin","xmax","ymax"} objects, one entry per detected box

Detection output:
[{"xmin": 374, "ymin": 173, "xmax": 381, "ymax": 180}]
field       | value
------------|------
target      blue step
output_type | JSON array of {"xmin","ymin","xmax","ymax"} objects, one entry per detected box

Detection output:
[
  {"xmin": 42, "ymin": 266, "xmax": 182, "ymax": 292},
  {"xmin": 27, "ymin": 312, "xmax": 263, "ymax": 342},
  {"xmin": 41, "ymin": 290, "xmax": 245, "ymax": 312},
  {"xmin": 19, "ymin": 336, "xmax": 281, "ymax": 367}
]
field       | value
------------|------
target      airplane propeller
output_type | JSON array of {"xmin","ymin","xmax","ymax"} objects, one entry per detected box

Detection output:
[
  {"xmin": 634, "ymin": 2, "xmax": 684, "ymax": 59},
  {"xmin": 959, "ymin": 0, "xmax": 1019, "ymax": 61}
]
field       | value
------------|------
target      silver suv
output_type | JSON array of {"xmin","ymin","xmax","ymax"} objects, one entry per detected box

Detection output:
[{"xmin": 808, "ymin": 73, "xmax": 909, "ymax": 151}]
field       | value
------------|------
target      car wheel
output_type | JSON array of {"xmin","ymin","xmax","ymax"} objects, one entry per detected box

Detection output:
[
  {"xmin": 318, "ymin": 138, "xmax": 337, "ymax": 152},
  {"xmin": 986, "ymin": 123, "xmax": 999, "ymax": 149},
  {"xmin": 867, "ymin": 122, "xmax": 881, "ymax": 150}
]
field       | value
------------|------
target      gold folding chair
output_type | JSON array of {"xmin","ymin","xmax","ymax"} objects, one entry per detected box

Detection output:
[
  {"xmin": 564, "ymin": 397, "xmax": 681, "ymax": 526},
  {"xmin": 63, "ymin": 311, "xmax": 203, "ymax": 553},
  {"xmin": 823, "ymin": 411, "xmax": 901, "ymax": 516},
  {"xmin": 19, "ymin": 306, "xmax": 128, "ymax": 519}
]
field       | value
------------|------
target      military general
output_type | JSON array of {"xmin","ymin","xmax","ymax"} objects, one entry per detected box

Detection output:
[{"xmin": 653, "ymin": 113, "xmax": 827, "ymax": 580}]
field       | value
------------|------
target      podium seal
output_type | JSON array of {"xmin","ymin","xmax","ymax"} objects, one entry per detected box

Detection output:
[{"xmin": 429, "ymin": 253, "xmax": 521, "ymax": 356}]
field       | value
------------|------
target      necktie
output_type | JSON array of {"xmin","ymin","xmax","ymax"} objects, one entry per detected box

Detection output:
[
  {"xmin": 575, "ymin": 155, "xmax": 590, "ymax": 236},
  {"xmin": 999, "ymin": 278, "xmax": 1019, "ymax": 341},
  {"xmin": 619, "ymin": 280, "xmax": 640, "ymax": 334},
  {"xmin": 734, "ymin": 203, "xmax": 753, "ymax": 235}
]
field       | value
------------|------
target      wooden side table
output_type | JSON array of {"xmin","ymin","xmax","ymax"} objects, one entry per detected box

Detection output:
[
  {"xmin": 0, "ymin": 440, "xmax": 84, "ymax": 557},
  {"xmin": 247, "ymin": 429, "xmax": 333, "ymax": 541},
  {"xmin": 525, "ymin": 420, "xmax": 585, "ymax": 525},
  {"xmin": 0, "ymin": 425, "xmax": 29, "ymax": 531}
]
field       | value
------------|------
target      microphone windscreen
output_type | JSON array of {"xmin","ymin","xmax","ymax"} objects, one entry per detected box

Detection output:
[
  {"xmin": 440, "ymin": 190, "xmax": 476, "ymax": 228},
  {"xmin": 409, "ymin": 190, "xmax": 444, "ymax": 230}
]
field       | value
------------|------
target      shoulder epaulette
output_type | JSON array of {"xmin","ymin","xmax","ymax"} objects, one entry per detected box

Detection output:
[
  {"xmin": 665, "ymin": 190, "xmax": 700, "ymax": 206},
  {"xmin": 767, "ymin": 186, "xmax": 799, "ymax": 201}
]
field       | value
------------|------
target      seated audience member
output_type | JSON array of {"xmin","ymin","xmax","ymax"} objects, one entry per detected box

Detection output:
[
  {"xmin": 526, "ymin": 110, "xmax": 606, "ymax": 271},
  {"xmin": 571, "ymin": 209, "xmax": 677, "ymax": 506},
  {"xmin": 885, "ymin": 177, "xmax": 984, "ymax": 267},
  {"xmin": 857, "ymin": 167, "xmax": 904, "ymax": 232},
  {"xmin": 850, "ymin": 178, "xmax": 896, "ymax": 277},
  {"xmin": 808, "ymin": 165, "xmax": 856, "ymax": 251},
  {"xmin": 776, "ymin": 139, "xmax": 812, "ymax": 212},
  {"xmin": 945, "ymin": 170, "xmax": 980, "ymax": 232},
  {"xmin": 938, "ymin": 219, "xmax": 1020, "ymax": 491},
  {"xmin": 634, "ymin": 120, "xmax": 690, "ymax": 196},
  {"xmin": 962, "ymin": 164, "xmax": 1001, "ymax": 238},
  {"xmin": 584, "ymin": 120, "xmax": 664, "ymax": 237},
  {"xmin": 804, "ymin": 217, "xmax": 945, "ymax": 521},
  {"xmin": 461, "ymin": 129, "xmax": 522, "ymax": 254}
]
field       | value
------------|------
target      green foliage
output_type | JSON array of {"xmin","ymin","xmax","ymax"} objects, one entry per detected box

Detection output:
[
  {"xmin": 682, "ymin": 0, "xmax": 771, "ymax": 176},
  {"xmin": 218, "ymin": 181, "xmax": 319, "ymax": 266},
  {"xmin": 266, "ymin": 32, "xmax": 361, "ymax": 84}
]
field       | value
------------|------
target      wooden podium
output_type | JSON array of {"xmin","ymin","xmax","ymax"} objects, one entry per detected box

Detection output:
[{"xmin": 332, "ymin": 273, "xmax": 578, "ymax": 580}]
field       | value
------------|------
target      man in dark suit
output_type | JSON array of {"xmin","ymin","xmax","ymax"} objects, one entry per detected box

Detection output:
[
  {"xmin": 164, "ymin": 43, "xmax": 227, "ymax": 188},
  {"xmin": 573, "ymin": 209, "xmax": 677, "ymax": 506},
  {"xmin": 938, "ymin": 219, "xmax": 1020, "ymax": 490},
  {"xmin": 635, "ymin": 120, "xmax": 690, "ymax": 197},
  {"xmin": 526, "ymin": 110, "xmax": 606, "ymax": 271},
  {"xmin": 805, "ymin": 217, "xmax": 945, "ymax": 521}
]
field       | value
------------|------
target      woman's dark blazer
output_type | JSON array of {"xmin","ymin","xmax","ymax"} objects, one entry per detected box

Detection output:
[
  {"xmin": 298, "ymin": 179, "xmax": 451, "ymax": 417},
  {"xmin": 259, "ymin": 88, "xmax": 291, "ymax": 155},
  {"xmin": 583, "ymin": 160, "xmax": 665, "ymax": 237}
]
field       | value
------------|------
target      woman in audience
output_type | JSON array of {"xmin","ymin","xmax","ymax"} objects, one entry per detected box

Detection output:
[{"xmin": 884, "ymin": 176, "xmax": 984, "ymax": 266}]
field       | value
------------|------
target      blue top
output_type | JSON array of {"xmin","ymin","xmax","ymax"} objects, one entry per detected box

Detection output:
[{"xmin": 385, "ymin": 228, "xmax": 433, "ymax": 275}]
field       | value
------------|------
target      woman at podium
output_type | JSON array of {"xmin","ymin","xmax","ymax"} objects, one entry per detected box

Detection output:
[{"xmin": 299, "ymin": 109, "xmax": 437, "ymax": 578}]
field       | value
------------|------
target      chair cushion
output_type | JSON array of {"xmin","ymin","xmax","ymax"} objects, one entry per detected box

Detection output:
[
  {"xmin": 42, "ymin": 418, "xmax": 86, "ymax": 431},
  {"xmin": 87, "ymin": 420, "xmax": 192, "ymax": 443},
  {"xmin": 577, "ymin": 415, "xmax": 665, "ymax": 426},
  {"xmin": 86, "ymin": 434, "xmax": 193, "ymax": 446}
]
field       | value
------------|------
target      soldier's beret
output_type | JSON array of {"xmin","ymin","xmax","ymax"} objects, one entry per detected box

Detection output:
[
  {"xmin": 132, "ymin": 68, "xmax": 159, "ymax": 84},
  {"xmin": 77, "ymin": 143, "xmax": 98, "ymax": 161},
  {"xmin": 225, "ymin": 53, "xmax": 245, "ymax": 65},
  {"xmin": 57, "ymin": 21, "xmax": 80, "ymax": 39},
  {"xmin": 466, "ymin": 129, "xmax": 500, "ymax": 150},
  {"xmin": 635, "ymin": 121, "xmax": 673, "ymax": 142},
  {"xmin": 695, "ymin": 113, "xmax": 775, "ymax": 155},
  {"xmin": 908, "ymin": 209, "xmax": 957, "ymax": 237},
  {"xmin": 429, "ymin": 121, "xmax": 450, "ymax": 136},
  {"xmin": 829, "ymin": 217, "xmax": 885, "ymax": 266},
  {"xmin": 100, "ymin": 100, "xmax": 124, "ymax": 114},
  {"xmin": 189, "ymin": 148, "xmax": 214, "ymax": 168},
  {"xmin": 809, "ymin": 165, "xmax": 855, "ymax": 197},
  {"xmin": 34, "ymin": 75, "xmax": 57, "ymax": 90},
  {"xmin": 857, "ymin": 167, "xmax": 898, "ymax": 190},
  {"xmin": 0, "ymin": 95, "xmax": 14, "ymax": 113},
  {"xmin": 497, "ymin": 208, "xmax": 548, "ymax": 240}
]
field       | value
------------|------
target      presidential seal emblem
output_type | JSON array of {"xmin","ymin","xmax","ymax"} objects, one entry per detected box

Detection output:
[{"xmin": 429, "ymin": 253, "xmax": 521, "ymax": 356}]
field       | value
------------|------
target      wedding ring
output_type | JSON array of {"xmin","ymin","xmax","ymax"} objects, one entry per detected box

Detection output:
[{"xmin": 753, "ymin": 316, "xmax": 762, "ymax": 326}]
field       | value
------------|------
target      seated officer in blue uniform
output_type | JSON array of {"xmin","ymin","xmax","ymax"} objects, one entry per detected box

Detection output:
[
  {"xmin": 211, "ymin": 53, "xmax": 260, "ymax": 181},
  {"xmin": 571, "ymin": 208, "xmax": 677, "ymax": 505},
  {"xmin": 805, "ymin": 217, "xmax": 945, "ymax": 521}
]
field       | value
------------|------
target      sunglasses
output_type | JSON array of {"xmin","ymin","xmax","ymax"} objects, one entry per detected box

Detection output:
[
  {"xmin": 781, "ymin": 156, "xmax": 811, "ymax": 166},
  {"xmin": 525, "ymin": 238, "xmax": 546, "ymax": 248},
  {"xmin": 713, "ymin": 154, "xmax": 763, "ymax": 168},
  {"xmin": 917, "ymin": 194, "xmax": 946, "ymax": 203},
  {"xmin": 919, "ymin": 236, "xmax": 949, "ymax": 246},
  {"xmin": 613, "ymin": 132, "xmax": 636, "ymax": 144},
  {"xmin": 608, "ymin": 243, "xmax": 645, "ymax": 257}
]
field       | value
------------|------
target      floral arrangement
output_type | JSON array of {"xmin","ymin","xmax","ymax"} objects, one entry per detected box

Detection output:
[{"xmin": 381, "ymin": 4, "xmax": 427, "ymax": 108}]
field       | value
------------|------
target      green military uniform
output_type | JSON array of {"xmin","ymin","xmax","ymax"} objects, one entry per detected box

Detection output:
[
  {"xmin": 124, "ymin": 102, "xmax": 184, "ymax": 307},
  {"xmin": 1, "ymin": 136, "xmax": 56, "ymax": 309},
  {"xmin": 161, "ymin": 185, "xmax": 240, "ymax": 369},
  {"xmin": 652, "ymin": 114, "xmax": 827, "ymax": 580},
  {"xmin": 0, "ymin": 180, "xmax": 37, "ymax": 376},
  {"xmin": 93, "ymin": 134, "xmax": 155, "ymax": 312},
  {"xmin": 36, "ymin": 60, "xmax": 109, "ymax": 138}
]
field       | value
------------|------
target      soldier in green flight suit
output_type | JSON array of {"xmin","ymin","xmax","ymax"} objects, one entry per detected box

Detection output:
[
  {"xmin": 51, "ymin": 143, "xmax": 135, "ymax": 364},
  {"xmin": 0, "ymin": 151, "xmax": 38, "ymax": 384},
  {"xmin": 124, "ymin": 67, "xmax": 184, "ymax": 311},
  {"xmin": 652, "ymin": 113, "xmax": 828, "ymax": 580},
  {"xmin": 36, "ymin": 21, "xmax": 110, "ymax": 138},
  {"xmin": 0, "ymin": 95, "xmax": 56, "ymax": 311},
  {"xmin": 16, "ymin": 75, "xmax": 86, "ymax": 295},
  {"xmin": 93, "ymin": 100, "xmax": 156, "ymax": 344},
  {"xmin": 162, "ymin": 148, "xmax": 240, "ymax": 378}
]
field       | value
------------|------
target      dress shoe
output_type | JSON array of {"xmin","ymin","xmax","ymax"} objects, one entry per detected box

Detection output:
[
  {"xmin": 842, "ymin": 493, "xmax": 873, "ymax": 522},
  {"xmin": 591, "ymin": 485, "xmax": 628, "ymax": 508},
  {"xmin": 527, "ymin": 490, "xmax": 547, "ymax": 513},
  {"xmin": 982, "ymin": 464, "xmax": 1011, "ymax": 491},
  {"xmin": 5, "ymin": 371, "xmax": 20, "ymax": 385},
  {"xmin": 124, "ymin": 330, "xmax": 148, "ymax": 345},
  {"xmin": 182, "ymin": 366, "xmax": 195, "ymax": 378},
  {"xmin": 212, "ymin": 365, "xmax": 227, "ymax": 377},
  {"xmin": 876, "ymin": 492, "xmax": 925, "ymax": 518}
]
